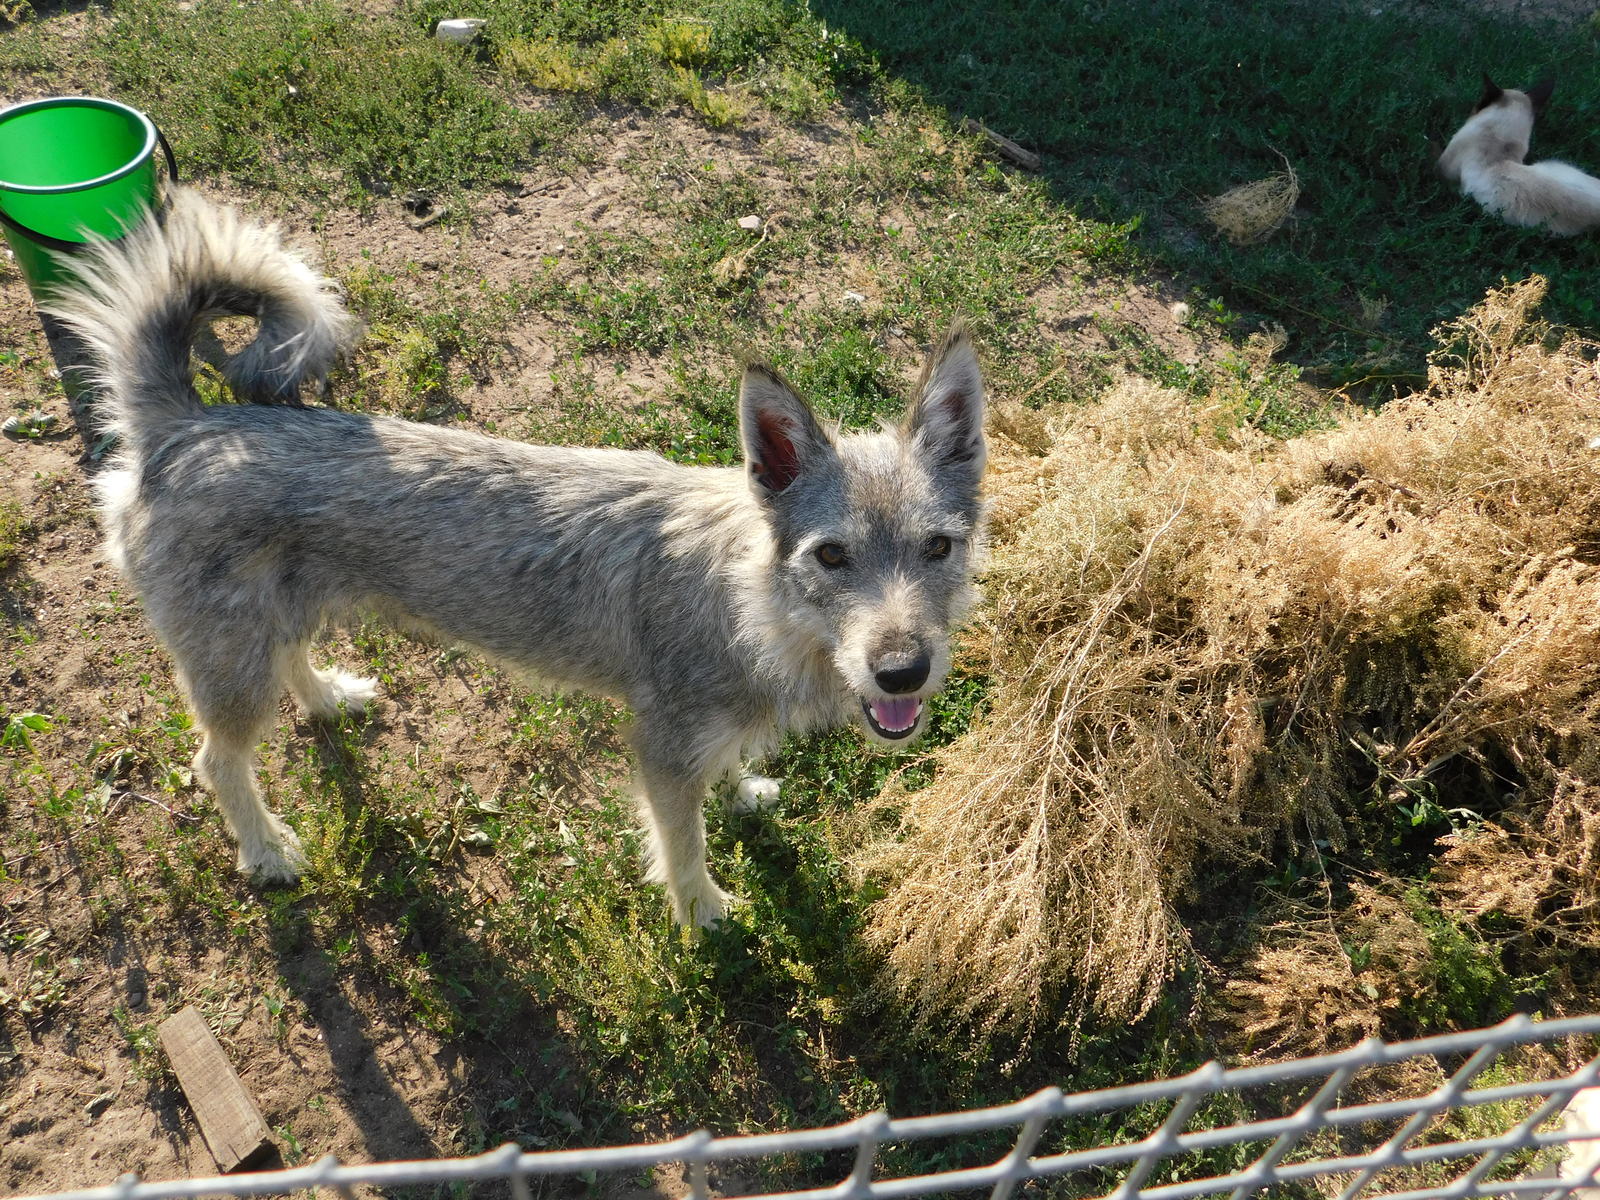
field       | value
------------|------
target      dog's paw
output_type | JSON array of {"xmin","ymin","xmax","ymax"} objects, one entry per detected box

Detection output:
[
  {"xmin": 329, "ymin": 671, "xmax": 379, "ymax": 711},
  {"xmin": 732, "ymin": 773, "xmax": 783, "ymax": 814},
  {"xmin": 694, "ymin": 893, "xmax": 746, "ymax": 931},
  {"xmin": 298, "ymin": 668, "xmax": 380, "ymax": 720},
  {"xmin": 673, "ymin": 878, "xmax": 740, "ymax": 929},
  {"xmin": 237, "ymin": 821, "xmax": 307, "ymax": 885}
]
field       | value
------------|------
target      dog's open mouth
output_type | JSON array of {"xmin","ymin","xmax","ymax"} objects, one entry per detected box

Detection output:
[{"xmin": 862, "ymin": 696, "xmax": 923, "ymax": 740}]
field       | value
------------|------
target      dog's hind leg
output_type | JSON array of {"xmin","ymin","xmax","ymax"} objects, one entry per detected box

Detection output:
[
  {"xmin": 180, "ymin": 644, "xmax": 307, "ymax": 884},
  {"xmin": 286, "ymin": 651, "xmax": 378, "ymax": 721}
]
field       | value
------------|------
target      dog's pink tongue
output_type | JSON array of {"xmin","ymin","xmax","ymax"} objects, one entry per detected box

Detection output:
[{"xmin": 871, "ymin": 697, "xmax": 921, "ymax": 732}]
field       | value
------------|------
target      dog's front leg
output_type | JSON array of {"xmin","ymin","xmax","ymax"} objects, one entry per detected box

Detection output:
[{"xmin": 634, "ymin": 753, "xmax": 736, "ymax": 928}]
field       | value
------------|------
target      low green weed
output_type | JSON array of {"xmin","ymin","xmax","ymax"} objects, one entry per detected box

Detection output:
[
  {"xmin": 1, "ymin": 711, "xmax": 51, "ymax": 754},
  {"xmin": 409, "ymin": 0, "xmax": 875, "ymax": 128},
  {"xmin": 1399, "ymin": 891, "xmax": 1538, "ymax": 1033}
]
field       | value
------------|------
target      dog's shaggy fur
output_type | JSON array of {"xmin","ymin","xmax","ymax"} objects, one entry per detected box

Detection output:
[
  {"xmin": 1439, "ymin": 75, "xmax": 1600, "ymax": 236},
  {"xmin": 47, "ymin": 188, "xmax": 988, "ymax": 926}
]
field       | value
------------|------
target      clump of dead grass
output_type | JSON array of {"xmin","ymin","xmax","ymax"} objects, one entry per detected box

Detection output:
[
  {"xmin": 1202, "ymin": 162, "xmax": 1301, "ymax": 245},
  {"xmin": 1433, "ymin": 754, "xmax": 1600, "ymax": 959},
  {"xmin": 711, "ymin": 212, "xmax": 787, "ymax": 287},
  {"xmin": 855, "ymin": 277, "xmax": 1600, "ymax": 1033},
  {"xmin": 1215, "ymin": 884, "xmax": 1429, "ymax": 1057}
]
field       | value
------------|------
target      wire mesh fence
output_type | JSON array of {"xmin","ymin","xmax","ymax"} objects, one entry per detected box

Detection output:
[{"xmin": 16, "ymin": 1012, "xmax": 1600, "ymax": 1200}]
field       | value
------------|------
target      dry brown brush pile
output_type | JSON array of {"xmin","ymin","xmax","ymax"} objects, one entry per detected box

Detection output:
[{"xmin": 855, "ymin": 278, "xmax": 1600, "ymax": 1034}]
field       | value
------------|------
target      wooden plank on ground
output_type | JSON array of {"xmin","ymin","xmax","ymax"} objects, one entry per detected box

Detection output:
[{"xmin": 158, "ymin": 1005, "xmax": 275, "ymax": 1173}]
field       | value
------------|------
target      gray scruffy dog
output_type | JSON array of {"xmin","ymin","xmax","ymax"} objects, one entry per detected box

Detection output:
[{"xmin": 48, "ymin": 187, "xmax": 987, "ymax": 927}]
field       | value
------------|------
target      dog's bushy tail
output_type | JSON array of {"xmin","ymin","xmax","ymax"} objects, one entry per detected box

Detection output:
[{"xmin": 44, "ymin": 185, "xmax": 360, "ymax": 451}]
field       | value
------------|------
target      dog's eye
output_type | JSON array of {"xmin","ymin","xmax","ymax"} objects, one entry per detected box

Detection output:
[
  {"xmin": 815, "ymin": 543, "xmax": 847, "ymax": 568},
  {"xmin": 925, "ymin": 535, "xmax": 953, "ymax": 560}
]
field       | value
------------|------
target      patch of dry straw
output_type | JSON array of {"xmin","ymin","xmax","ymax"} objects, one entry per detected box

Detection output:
[
  {"xmin": 1202, "ymin": 163, "xmax": 1300, "ymax": 245},
  {"xmin": 855, "ymin": 278, "xmax": 1600, "ymax": 1033},
  {"xmin": 1213, "ymin": 884, "xmax": 1430, "ymax": 1057}
]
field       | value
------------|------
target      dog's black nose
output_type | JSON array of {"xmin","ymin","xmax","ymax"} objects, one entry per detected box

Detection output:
[{"xmin": 874, "ymin": 652, "xmax": 930, "ymax": 695}]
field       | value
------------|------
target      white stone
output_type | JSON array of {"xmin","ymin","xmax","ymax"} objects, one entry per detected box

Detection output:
[{"xmin": 434, "ymin": 18, "xmax": 485, "ymax": 44}]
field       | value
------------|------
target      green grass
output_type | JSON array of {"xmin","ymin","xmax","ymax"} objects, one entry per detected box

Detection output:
[
  {"xmin": 335, "ymin": 257, "xmax": 527, "ymax": 419},
  {"xmin": 805, "ymin": 0, "xmax": 1600, "ymax": 395},
  {"xmin": 407, "ymin": 0, "xmax": 873, "ymax": 121},
  {"xmin": 79, "ymin": 0, "xmax": 544, "ymax": 203},
  {"xmin": 0, "ymin": 497, "xmax": 28, "ymax": 573},
  {"xmin": 1399, "ymin": 890, "xmax": 1549, "ymax": 1033},
  {"xmin": 504, "ymin": 94, "xmax": 1201, "ymax": 457}
]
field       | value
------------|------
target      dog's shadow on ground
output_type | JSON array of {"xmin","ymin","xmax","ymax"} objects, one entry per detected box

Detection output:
[
  {"xmin": 264, "ymin": 716, "xmax": 605, "ymax": 1166},
  {"xmin": 266, "ymin": 720, "xmax": 465, "ymax": 1163},
  {"xmin": 257, "ymin": 718, "xmax": 912, "ymax": 1183}
]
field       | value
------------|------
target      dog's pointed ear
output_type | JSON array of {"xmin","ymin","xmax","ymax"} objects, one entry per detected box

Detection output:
[
  {"xmin": 1477, "ymin": 73, "xmax": 1504, "ymax": 110},
  {"xmin": 1527, "ymin": 76, "xmax": 1556, "ymax": 114},
  {"xmin": 905, "ymin": 324, "xmax": 986, "ymax": 479},
  {"xmin": 739, "ymin": 363, "xmax": 831, "ymax": 497}
]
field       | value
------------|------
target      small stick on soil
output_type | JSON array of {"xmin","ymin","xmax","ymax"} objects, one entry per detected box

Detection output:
[{"xmin": 960, "ymin": 119, "xmax": 1042, "ymax": 171}]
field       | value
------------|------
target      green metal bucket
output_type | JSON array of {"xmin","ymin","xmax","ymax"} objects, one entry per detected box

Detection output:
[{"xmin": 0, "ymin": 96, "xmax": 177, "ymax": 302}]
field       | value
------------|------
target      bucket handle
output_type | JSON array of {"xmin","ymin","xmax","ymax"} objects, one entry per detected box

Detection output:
[{"xmin": 0, "ymin": 123, "xmax": 179, "ymax": 255}]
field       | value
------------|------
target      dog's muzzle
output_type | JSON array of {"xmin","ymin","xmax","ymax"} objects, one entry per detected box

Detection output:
[{"xmin": 860, "ymin": 648, "xmax": 932, "ymax": 740}]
